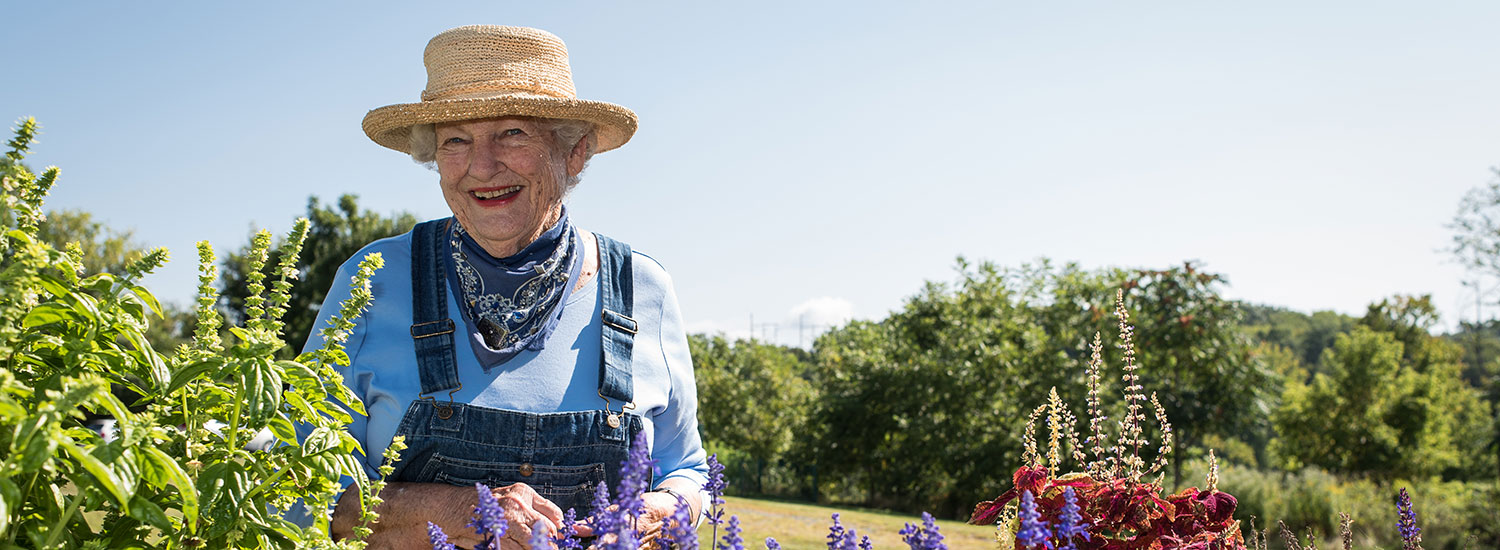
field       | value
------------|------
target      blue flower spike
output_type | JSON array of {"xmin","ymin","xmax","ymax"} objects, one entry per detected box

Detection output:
[
  {"xmin": 428, "ymin": 521, "xmax": 456, "ymax": 550},
  {"xmin": 1016, "ymin": 490, "xmax": 1053, "ymax": 550},
  {"xmin": 1056, "ymin": 487, "xmax": 1090, "ymax": 550}
]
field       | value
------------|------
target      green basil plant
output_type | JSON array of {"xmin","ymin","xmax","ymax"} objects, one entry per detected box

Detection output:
[{"xmin": 0, "ymin": 118, "xmax": 391, "ymax": 549}]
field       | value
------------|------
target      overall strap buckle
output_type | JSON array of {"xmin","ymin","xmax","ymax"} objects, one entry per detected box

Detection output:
[
  {"xmin": 420, "ymin": 382, "xmax": 465, "ymax": 420},
  {"xmin": 597, "ymin": 388, "xmax": 636, "ymax": 429}
]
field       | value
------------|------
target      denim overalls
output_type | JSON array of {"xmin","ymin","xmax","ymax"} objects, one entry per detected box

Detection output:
[{"xmin": 383, "ymin": 219, "xmax": 648, "ymax": 515}]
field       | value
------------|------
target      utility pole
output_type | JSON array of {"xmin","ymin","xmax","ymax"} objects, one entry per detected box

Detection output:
[{"xmin": 799, "ymin": 314, "xmax": 806, "ymax": 349}]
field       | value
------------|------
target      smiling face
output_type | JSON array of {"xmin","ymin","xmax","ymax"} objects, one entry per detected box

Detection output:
[{"xmin": 434, "ymin": 117, "xmax": 589, "ymax": 257}]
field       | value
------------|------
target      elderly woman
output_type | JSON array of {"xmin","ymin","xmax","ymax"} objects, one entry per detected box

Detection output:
[{"xmin": 306, "ymin": 25, "xmax": 708, "ymax": 549}]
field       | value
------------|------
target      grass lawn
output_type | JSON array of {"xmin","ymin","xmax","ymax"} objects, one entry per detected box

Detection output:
[{"xmin": 696, "ymin": 496, "xmax": 997, "ymax": 549}]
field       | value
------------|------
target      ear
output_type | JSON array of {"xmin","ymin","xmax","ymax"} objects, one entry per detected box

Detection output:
[{"xmin": 565, "ymin": 136, "xmax": 589, "ymax": 177}]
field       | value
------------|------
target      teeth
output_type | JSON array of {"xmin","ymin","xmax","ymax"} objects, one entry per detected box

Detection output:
[{"xmin": 473, "ymin": 186, "xmax": 521, "ymax": 199}]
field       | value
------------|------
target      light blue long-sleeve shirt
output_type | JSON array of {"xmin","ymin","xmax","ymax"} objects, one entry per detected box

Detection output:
[{"xmin": 303, "ymin": 228, "xmax": 710, "ymax": 494}]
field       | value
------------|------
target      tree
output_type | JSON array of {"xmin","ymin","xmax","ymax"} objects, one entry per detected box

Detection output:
[
  {"xmin": 1123, "ymin": 263, "xmax": 1274, "ymax": 488},
  {"xmin": 221, "ymin": 194, "xmax": 417, "ymax": 354},
  {"xmin": 1239, "ymin": 304, "xmax": 1357, "ymax": 376},
  {"xmin": 37, "ymin": 209, "xmax": 145, "ymax": 275},
  {"xmin": 690, "ymin": 334, "xmax": 812, "ymax": 495},
  {"xmin": 806, "ymin": 260, "xmax": 1120, "ymax": 517},
  {"xmin": 1446, "ymin": 167, "xmax": 1500, "ymax": 480},
  {"xmin": 1272, "ymin": 297, "xmax": 1493, "ymax": 480}
]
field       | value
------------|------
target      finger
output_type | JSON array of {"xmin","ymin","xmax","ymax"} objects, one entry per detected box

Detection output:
[
  {"xmin": 571, "ymin": 522, "xmax": 594, "ymax": 538},
  {"xmin": 531, "ymin": 492, "xmax": 565, "ymax": 528}
]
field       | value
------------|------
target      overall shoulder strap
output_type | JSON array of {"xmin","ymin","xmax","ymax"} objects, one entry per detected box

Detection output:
[
  {"xmin": 594, "ymin": 233, "xmax": 635, "ymax": 404},
  {"xmin": 410, "ymin": 218, "xmax": 461, "ymax": 396}
]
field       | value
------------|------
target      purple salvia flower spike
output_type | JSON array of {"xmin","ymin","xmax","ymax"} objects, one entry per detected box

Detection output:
[
  {"xmin": 718, "ymin": 515, "xmax": 745, "ymax": 550},
  {"xmin": 765, "ymin": 538, "xmax": 782, "ymax": 550},
  {"xmin": 1016, "ymin": 490, "xmax": 1053, "ymax": 550},
  {"xmin": 529, "ymin": 518, "xmax": 554, "ymax": 550},
  {"xmin": 859, "ymin": 534, "xmax": 873, "ymax": 550},
  {"xmin": 1397, "ymin": 488, "xmax": 1423, "ymax": 550},
  {"xmin": 428, "ymin": 521, "xmax": 456, "ymax": 550},
  {"xmin": 901, "ymin": 512, "xmax": 948, "ymax": 550},
  {"xmin": 661, "ymin": 499, "xmax": 701, "ymax": 550},
  {"xmin": 554, "ymin": 508, "xmax": 583, "ymax": 550},
  {"xmin": 589, "ymin": 480, "xmax": 624, "ymax": 549},
  {"xmin": 468, "ymin": 483, "xmax": 507, "ymax": 550},
  {"xmin": 1055, "ymin": 487, "xmax": 1090, "ymax": 550},
  {"xmin": 827, "ymin": 513, "xmax": 847, "ymax": 550},
  {"xmin": 706, "ymin": 454, "xmax": 729, "ymax": 545},
  {"xmin": 840, "ymin": 527, "xmax": 859, "ymax": 550},
  {"xmin": 618, "ymin": 431, "xmax": 657, "ymax": 519}
]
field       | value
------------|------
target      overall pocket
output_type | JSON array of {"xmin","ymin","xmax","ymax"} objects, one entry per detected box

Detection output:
[{"xmin": 422, "ymin": 453, "xmax": 609, "ymax": 508}]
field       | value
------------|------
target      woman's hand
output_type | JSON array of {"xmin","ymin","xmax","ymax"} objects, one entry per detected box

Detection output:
[
  {"xmin": 486, "ymin": 482, "xmax": 565, "ymax": 549},
  {"xmin": 573, "ymin": 490, "xmax": 695, "ymax": 549},
  {"xmin": 331, "ymin": 481, "xmax": 564, "ymax": 550}
]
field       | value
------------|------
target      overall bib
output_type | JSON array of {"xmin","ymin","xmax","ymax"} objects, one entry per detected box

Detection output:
[{"xmin": 383, "ymin": 219, "xmax": 648, "ymax": 515}]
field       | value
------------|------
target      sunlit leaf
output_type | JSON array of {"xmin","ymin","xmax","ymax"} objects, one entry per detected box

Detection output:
[
  {"xmin": 128, "ymin": 283, "xmax": 163, "ymax": 318},
  {"xmin": 60, "ymin": 441, "xmax": 130, "ymax": 513},
  {"xmin": 20, "ymin": 302, "xmax": 78, "ymax": 328},
  {"xmin": 139, "ymin": 446, "xmax": 199, "ymax": 533},
  {"xmin": 166, "ymin": 359, "xmax": 222, "ymax": 395},
  {"xmin": 126, "ymin": 494, "xmax": 172, "ymax": 531},
  {"xmin": 34, "ymin": 272, "xmax": 70, "ymax": 298},
  {"xmin": 0, "ymin": 477, "xmax": 18, "ymax": 534},
  {"xmin": 266, "ymin": 416, "xmax": 297, "ymax": 444}
]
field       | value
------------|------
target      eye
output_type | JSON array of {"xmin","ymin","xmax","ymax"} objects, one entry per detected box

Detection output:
[
  {"xmin": 443, "ymin": 136, "xmax": 467, "ymax": 145},
  {"xmin": 502, "ymin": 128, "xmax": 525, "ymax": 137}
]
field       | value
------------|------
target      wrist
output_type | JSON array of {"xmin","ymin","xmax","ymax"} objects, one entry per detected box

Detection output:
[{"xmin": 651, "ymin": 486, "xmax": 695, "ymax": 518}]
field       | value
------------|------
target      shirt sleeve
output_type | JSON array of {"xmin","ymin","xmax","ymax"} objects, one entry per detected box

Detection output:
[{"xmin": 647, "ymin": 270, "xmax": 711, "ymax": 495}]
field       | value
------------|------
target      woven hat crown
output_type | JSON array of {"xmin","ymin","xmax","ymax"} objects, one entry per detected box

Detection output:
[
  {"xmin": 421, "ymin": 25, "xmax": 578, "ymax": 101},
  {"xmin": 362, "ymin": 25, "xmax": 637, "ymax": 154}
]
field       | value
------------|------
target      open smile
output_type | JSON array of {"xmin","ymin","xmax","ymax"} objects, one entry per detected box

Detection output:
[{"xmin": 470, "ymin": 185, "xmax": 522, "ymax": 205}]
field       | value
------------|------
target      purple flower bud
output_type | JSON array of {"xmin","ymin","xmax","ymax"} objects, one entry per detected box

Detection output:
[
  {"xmin": 554, "ymin": 508, "xmax": 583, "ymax": 550},
  {"xmin": 428, "ymin": 521, "xmax": 456, "ymax": 550},
  {"xmin": 1016, "ymin": 490, "xmax": 1053, "ymax": 550},
  {"xmin": 530, "ymin": 518, "xmax": 554, "ymax": 550},
  {"xmin": 718, "ymin": 515, "xmax": 744, "ymax": 550},
  {"xmin": 1055, "ymin": 487, "xmax": 1090, "ymax": 550},
  {"xmin": 1397, "ymin": 488, "xmax": 1422, "ymax": 550},
  {"xmin": 900, "ymin": 512, "xmax": 948, "ymax": 550},
  {"xmin": 468, "ymin": 483, "xmax": 507, "ymax": 550}
]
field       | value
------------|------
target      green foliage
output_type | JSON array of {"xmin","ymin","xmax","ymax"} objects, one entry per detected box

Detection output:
[
  {"xmin": 691, "ymin": 334, "xmax": 812, "ymax": 495},
  {"xmin": 1239, "ymin": 304, "xmax": 1357, "ymax": 376},
  {"xmin": 220, "ymin": 195, "xmax": 416, "ymax": 356},
  {"xmin": 1124, "ymin": 263, "xmax": 1274, "ymax": 487},
  {"xmin": 1270, "ymin": 308, "xmax": 1493, "ymax": 480},
  {"xmin": 1218, "ymin": 463, "xmax": 1497, "ymax": 549},
  {"xmin": 0, "ymin": 119, "xmax": 384, "ymax": 548},
  {"xmin": 806, "ymin": 260, "xmax": 1114, "ymax": 516},
  {"xmin": 1445, "ymin": 167, "xmax": 1500, "ymax": 484}
]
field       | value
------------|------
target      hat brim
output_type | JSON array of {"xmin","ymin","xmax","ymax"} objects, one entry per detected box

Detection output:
[{"xmin": 362, "ymin": 93, "xmax": 638, "ymax": 155}]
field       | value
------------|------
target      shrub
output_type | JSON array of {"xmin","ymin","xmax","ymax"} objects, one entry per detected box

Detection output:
[{"xmin": 0, "ymin": 118, "xmax": 385, "ymax": 548}]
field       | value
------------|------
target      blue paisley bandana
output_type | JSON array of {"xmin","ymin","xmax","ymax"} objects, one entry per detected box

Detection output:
[{"xmin": 444, "ymin": 208, "xmax": 582, "ymax": 369}]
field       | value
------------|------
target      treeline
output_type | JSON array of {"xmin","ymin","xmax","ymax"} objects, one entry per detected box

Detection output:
[{"xmin": 693, "ymin": 261, "xmax": 1499, "ymax": 547}]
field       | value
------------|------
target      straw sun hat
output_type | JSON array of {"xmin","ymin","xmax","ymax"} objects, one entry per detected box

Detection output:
[{"xmin": 362, "ymin": 25, "xmax": 638, "ymax": 155}]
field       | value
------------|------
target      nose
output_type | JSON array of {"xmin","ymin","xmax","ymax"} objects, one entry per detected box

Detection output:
[{"xmin": 468, "ymin": 137, "xmax": 506, "ymax": 181}]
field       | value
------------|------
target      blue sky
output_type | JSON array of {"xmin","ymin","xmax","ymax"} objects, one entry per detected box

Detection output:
[{"xmin": 5, "ymin": 2, "xmax": 1499, "ymax": 346}]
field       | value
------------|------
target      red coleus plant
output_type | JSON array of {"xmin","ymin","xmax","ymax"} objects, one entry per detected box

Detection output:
[
  {"xmin": 972, "ymin": 465, "xmax": 1244, "ymax": 550},
  {"xmin": 969, "ymin": 292, "xmax": 1246, "ymax": 550}
]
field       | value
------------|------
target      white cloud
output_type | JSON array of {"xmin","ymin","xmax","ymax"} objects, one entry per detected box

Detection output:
[
  {"xmin": 682, "ymin": 296, "xmax": 858, "ymax": 349},
  {"xmin": 787, "ymin": 296, "xmax": 855, "ymax": 328}
]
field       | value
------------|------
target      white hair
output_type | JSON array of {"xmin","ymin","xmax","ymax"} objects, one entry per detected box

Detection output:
[{"xmin": 408, "ymin": 118, "xmax": 596, "ymax": 195}]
